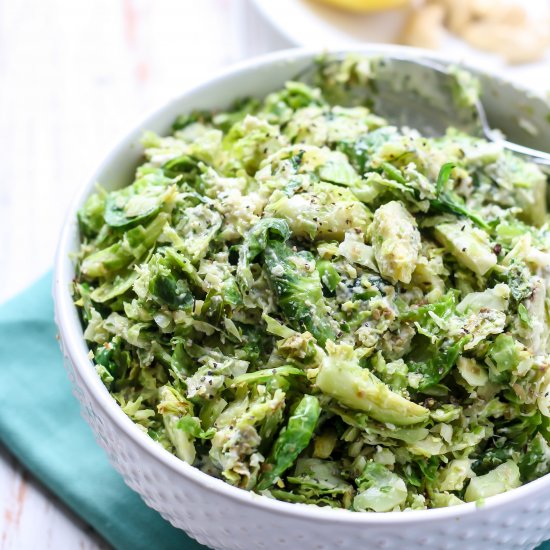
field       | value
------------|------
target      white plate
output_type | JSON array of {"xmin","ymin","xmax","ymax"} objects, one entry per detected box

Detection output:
[{"xmin": 251, "ymin": 0, "xmax": 550, "ymax": 93}]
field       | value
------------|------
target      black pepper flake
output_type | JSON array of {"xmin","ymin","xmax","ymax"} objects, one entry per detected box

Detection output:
[
  {"xmin": 423, "ymin": 397, "xmax": 437, "ymax": 409},
  {"xmin": 461, "ymin": 247, "xmax": 466, "ymax": 252}
]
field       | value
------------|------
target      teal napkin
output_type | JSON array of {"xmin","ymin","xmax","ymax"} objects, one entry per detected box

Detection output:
[
  {"xmin": 0, "ymin": 272, "xmax": 205, "ymax": 550},
  {"xmin": 0, "ymin": 273, "xmax": 548, "ymax": 550}
]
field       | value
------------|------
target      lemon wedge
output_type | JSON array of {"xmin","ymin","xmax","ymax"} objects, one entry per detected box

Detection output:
[{"xmin": 313, "ymin": 0, "xmax": 409, "ymax": 11}]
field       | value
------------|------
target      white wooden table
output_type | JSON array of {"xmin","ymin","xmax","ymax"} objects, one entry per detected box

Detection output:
[{"xmin": 0, "ymin": 1, "xmax": 249, "ymax": 547}]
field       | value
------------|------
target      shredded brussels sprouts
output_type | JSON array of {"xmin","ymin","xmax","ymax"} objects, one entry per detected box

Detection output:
[{"xmin": 74, "ymin": 55, "xmax": 550, "ymax": 511}]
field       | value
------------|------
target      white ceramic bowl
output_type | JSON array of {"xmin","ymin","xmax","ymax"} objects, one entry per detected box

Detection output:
[{"xmin": 54, "ymin": 46, "xmax": 550, "ymax": 550}]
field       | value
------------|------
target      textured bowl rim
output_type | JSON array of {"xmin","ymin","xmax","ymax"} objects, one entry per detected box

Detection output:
[{"xmin": 54, "ymin": 44, "xmax": 550, "ymax": 526}]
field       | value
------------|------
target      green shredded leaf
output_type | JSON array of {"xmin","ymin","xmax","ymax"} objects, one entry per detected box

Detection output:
[{"xmin": 73, "ymin": 53, "xmax": 550, "ymax": 512}]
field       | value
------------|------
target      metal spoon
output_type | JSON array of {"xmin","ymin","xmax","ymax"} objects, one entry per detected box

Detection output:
[
  {"xmin": 308, "ymin": 55, "xmax": 550, "ymax": 169},
  {"xmin": 379, "ymin": 57, "xmax": 550, "ymax": 167}
]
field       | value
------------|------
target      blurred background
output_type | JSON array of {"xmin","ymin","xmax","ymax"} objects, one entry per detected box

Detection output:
[{"xmin": 0, "ymin": 0, "xmax": 548, "ymax": 547}]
